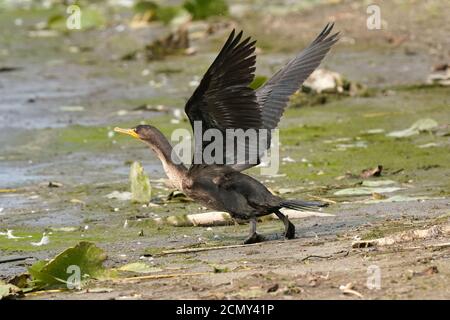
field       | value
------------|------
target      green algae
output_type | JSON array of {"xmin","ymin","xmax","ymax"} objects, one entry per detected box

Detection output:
[{"xmin": 269, "ymin": 85, "xmax": 450, "ymax": 197}]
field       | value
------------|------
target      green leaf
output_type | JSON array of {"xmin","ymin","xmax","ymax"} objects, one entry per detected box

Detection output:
[
  {"xmin": 130, "ymin": 161, "xmax": 152, "ymax": 203},
  {"xmin": 28, "ymin": 241, "xmax": 114, "ymax": 289},
  {"xmin": 250, "ymin": 75, "xmax": 268, "ymax": 90}
]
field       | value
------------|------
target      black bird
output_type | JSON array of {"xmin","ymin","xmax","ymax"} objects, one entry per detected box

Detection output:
[{"xmin": 115, "ymin": 23, "xmax": 339, "ymax": 244}]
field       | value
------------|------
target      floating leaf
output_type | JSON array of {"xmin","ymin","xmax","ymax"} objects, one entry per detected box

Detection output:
[
  {"xmin": 28, "ymin": 242, "xmax": 114, "ymax": 290},
  {"xmin": 130, "ymin": 161, "xmax": 152, "ymax": 203}
]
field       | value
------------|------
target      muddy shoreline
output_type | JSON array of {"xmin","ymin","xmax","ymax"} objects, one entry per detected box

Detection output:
[{"xmin": 1, "ymin": 0, "xmax": 449, "ymax": 299}]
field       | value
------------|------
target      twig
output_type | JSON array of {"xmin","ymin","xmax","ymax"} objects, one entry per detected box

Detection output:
[
  {"xmin": 391, "ymin": 168, "xmax": 404, "ymax": 175},
  {"xmin": 300, "ymin": 250, "xmax": 349, "ymax": 262},
  {"xmin": 0, "ymin": 256, "xmax": 34, "ymax": 264},
  {"xmin": 0, "ymin": 188, "xmax": 19, "ymax": 193},
  {"xmin": 307, "ymin": 194, "xmax": 337, "ymax": 204},
  {"xmin": 398, "ymin": 242, "xmax": 450, "ymax": 251},
  {"xmin": 156, "ymin": 242, "xmax": 264, "ymax": 256},
  {"xmin": 117, "ymin": 272, "xmax": 209, "ymax": 282},
  {"xmin": 300, "ymin": 254, "xmax": 331, "ymax": 262},
  {"xmin": 24, "ymin": 289, "xmax": 65, "ymax": 297}
]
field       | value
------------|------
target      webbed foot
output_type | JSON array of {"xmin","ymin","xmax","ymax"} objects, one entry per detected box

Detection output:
[
  {"xmin": 243, "ymin": 232, "xmax": 265, "ymax": 244},
  {"xmin": 243, "ymin": 218, "xmax": 265, "ymax": 244},
  {"xmin": 275, "ymin": 210, "xmax": 296, "ymax": 240},
  {"xmin": 284, "ymin": 220, "xmax": 296, "ymax": 240}
]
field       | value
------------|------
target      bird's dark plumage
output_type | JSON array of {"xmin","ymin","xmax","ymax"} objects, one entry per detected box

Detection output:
[{"xmin": 115, "ymin": 24, "xmax": 338, "ymax": 244}]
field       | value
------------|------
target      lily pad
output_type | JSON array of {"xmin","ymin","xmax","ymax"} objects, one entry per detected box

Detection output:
[{"xmin": 28, "ymin": 242, "xmax": 114, "ymax": 289}]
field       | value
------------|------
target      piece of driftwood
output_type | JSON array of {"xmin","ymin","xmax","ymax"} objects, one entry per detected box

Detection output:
[
  {"xmin": 352, "ymin": 224, "xmax": 450, "ymax": 248},
  {"xmin": 155, "ymin": 209, "xmax": 335, "ymax": 227},
  {"xmin": 339, "ymin": 282, "xmax": 364, "ymax": 298}
]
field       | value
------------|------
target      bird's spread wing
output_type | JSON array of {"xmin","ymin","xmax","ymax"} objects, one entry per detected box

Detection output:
[
  {"xmin": 257, "ymin": 23, "xmax": 339, "ymax": 130},
  {"xmin": 185, "ymin": 30, "xmax": 262, "ymax": 168},
  {"xmin": 230, "ymin": 23, "xmax": 339, "ymax": 172}
]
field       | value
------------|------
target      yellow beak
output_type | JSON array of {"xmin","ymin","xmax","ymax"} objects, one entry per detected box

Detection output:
[{"xmin": 114, "ymin": 127, "xmax": 139, "ymax": 139}]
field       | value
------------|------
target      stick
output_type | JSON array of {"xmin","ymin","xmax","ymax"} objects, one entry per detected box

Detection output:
[
  {"xmin": 24, "ymin": 289, "xmax": 64, "ymax": 297},
  {"xmin": 300, "ymin": 254, "xmax": 332, "ymax": 262},
  {"xmin": 307, "ymin": 194, "xmax": 337, "ymax": 204},
  {"xmin": 118, "ymin": 272, "xmax": 209, "ymax": 282},
  {"xmin": 300, "ymin": 250, "xmax": 349, "ymax": 262},
  {"xmin": 156, "ymin": 242, "xmax": 264, "ymax": 256},
  {"xmin": 0, "ymin": 256, "xmax": 34, "ymax": 264},
  {"xmin": 0, "ymin": 188, "xmax": 19, "ymax": 193},
  {"xmin": 398, "ymin": 242, "xmax": 450, "ymax": 251}
]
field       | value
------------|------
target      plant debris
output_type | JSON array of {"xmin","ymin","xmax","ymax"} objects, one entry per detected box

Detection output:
[
  {"xmin": 360, "ymin": 165, "xmax": 383, "ymax": 178},
  {"xmin": 387, "ymin": 118, "xmax": 438, "ymax": 138},
  {"xmin": 0, "ymin": 281, "xmax": 22, "ymax": 300},
  {"xmin": 339, "ymin": 282, "xmax": 364, "ymax": 298},
  {"xmin": 353, "ymin": 224, "xmax": 450, "ymax": 248}
]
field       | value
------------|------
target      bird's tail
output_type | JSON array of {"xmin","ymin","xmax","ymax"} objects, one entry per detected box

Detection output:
[{"xmin": 279, "ymin": 199, "xmax": 328, "ymax": 211}]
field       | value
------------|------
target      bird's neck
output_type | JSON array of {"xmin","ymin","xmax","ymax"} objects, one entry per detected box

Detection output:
[{"xmin": 143, "ymin": 131, "xmax": 188, "ymax": 190}]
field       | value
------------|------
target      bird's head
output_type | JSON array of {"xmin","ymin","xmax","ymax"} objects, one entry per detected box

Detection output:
[{"xmin": 114, "ymin": 125, "xmax": 161, "ymax": 143}]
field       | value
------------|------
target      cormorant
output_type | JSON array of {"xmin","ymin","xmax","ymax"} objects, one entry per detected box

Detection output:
[{"xmin": 115, "ymin": 23, "xmax": 339, "ymax": 244}]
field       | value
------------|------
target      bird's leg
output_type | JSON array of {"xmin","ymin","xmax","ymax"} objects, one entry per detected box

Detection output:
[
  {"xmin": 243, "ymin": 218, "xmax": 265, "ymax": 244},
  {"xmin": 275, "ymin": 211, "xmax": 295, "ymax": 239}
]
